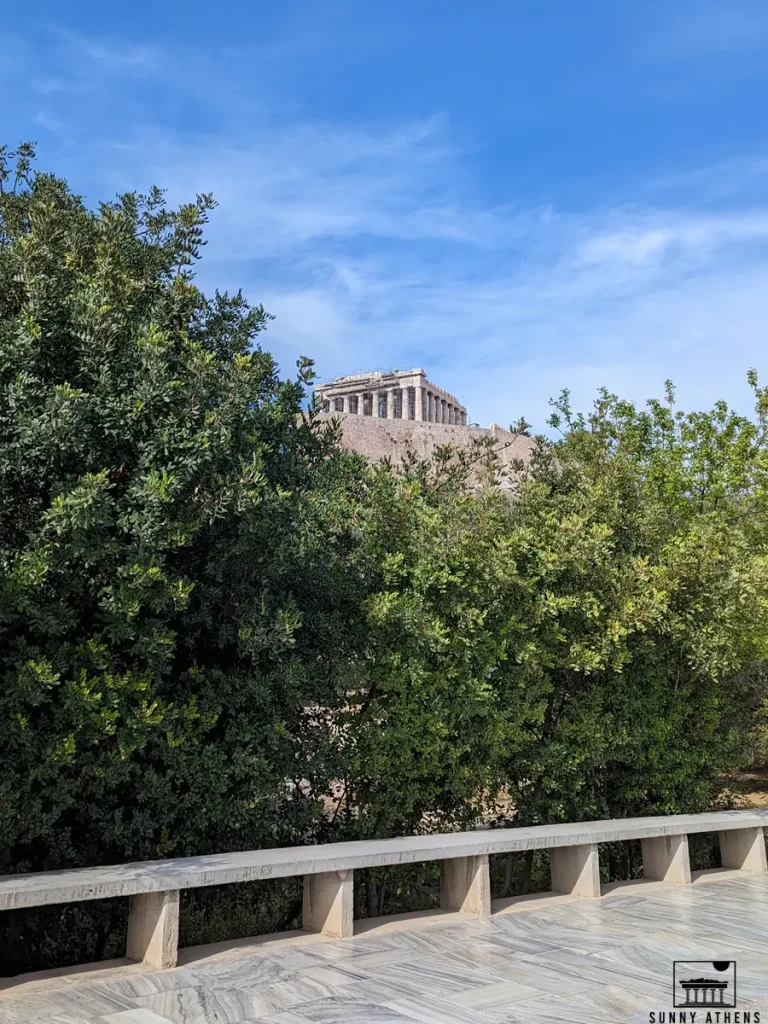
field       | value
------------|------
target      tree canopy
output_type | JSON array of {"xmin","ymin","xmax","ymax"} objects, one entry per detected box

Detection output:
[{"xmin": 0, "ymin": 145, "xmax": 365, "ymax": 879}]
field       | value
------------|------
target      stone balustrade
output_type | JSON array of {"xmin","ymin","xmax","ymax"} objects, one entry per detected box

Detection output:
[{"xmin": 2, "ymin": 811, "xmax": 766, "ymax": 973}]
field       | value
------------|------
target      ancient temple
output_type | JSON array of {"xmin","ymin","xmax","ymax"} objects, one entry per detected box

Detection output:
[
  {"xmin": 314, "ymin": 369, "xmax": 469, "ymax": 426},
  {"xmin": 312, "ymin": 367, "xmax": 534, "ymax": 488}
]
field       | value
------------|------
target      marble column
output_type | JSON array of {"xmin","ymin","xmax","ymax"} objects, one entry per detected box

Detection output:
[
  {"xmin": 358, "ymin": 393, "xmax": 366, "ymax": 415},
  {"xmin": 440, "ymin": 399, "xmax": 447, "ymax": 423},
  {"xmin": 414, "ymin": 385, "xmax": 423, "ymax": 421},
  {"xmin": 387, "ymin": 389, "xmax": 396, "ymax": 419}
]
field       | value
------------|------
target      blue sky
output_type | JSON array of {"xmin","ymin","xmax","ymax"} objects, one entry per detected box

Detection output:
[{"xmin": 3, "ymin": 1, "xmax": 768, "ymax": 429}]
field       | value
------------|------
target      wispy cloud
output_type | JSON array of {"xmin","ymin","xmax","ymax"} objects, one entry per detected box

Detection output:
[
  {"xmin": 576, "ymin": 210, "xmax": 768, "ymax": 267},
  {"xmin": 647, "ymin": 154, "xmax": 768, "ymax": 200},
  {"xmin": 135, "ymin": 118, "xmax": 532, "ymax": 256},
  {"xmin": 4, "ymin": 25, "xmax": 768, "ymax": 429},
  {"xmin": 48, "ymin": 29, "xmax": 162, "ymax": 73},
  {"xmin": 642, "ymin": 2, "xmax": 768, "ymax": 60}
]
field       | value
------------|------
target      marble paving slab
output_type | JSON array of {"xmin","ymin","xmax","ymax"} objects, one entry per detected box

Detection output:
[
  {"xmin": 4, "ymin": 874, "xmax": 768, "ymax": 1023},
  {"xmin": 254, "ymin": 1014, "xmax": 314, "ymax": 1024}
]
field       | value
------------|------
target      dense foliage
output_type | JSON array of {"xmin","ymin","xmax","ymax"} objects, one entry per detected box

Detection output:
[
  {"xmin": 2, "ymin": 147, "xmax": 767, "ymax": 971},
  {"xmin": 507, "ymin": 385, "xmax": 768, "ymax": 825},
  {"xmin": 0, "ymin": 146, "xmax": 371, "ymax": 967}
]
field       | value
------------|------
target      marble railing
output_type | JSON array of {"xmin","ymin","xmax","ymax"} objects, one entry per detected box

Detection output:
[{"xmin": 2, "ymin": 810, "xmax": 766, "ymax": 972}]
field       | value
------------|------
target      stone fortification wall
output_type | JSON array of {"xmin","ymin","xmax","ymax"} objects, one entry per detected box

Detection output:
[{"xmin": 326, "ymin": 412, "xmax": 535, "ymax": 485}]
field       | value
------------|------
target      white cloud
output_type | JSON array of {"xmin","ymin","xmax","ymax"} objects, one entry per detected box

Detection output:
[
  {"xmin": 577, "ymin": 211, "xmax": 768, "ymax": 267},
  {"xmin": 136, "ymin": 118, "xmax": 535, "ymax": 257},
  {"xmin": 178, "ymin": 132, "xmax": 768, "ymax": 428},
  {"xmin": 6, "ymin": 28, "xmax": 768, "ymax": 430}
]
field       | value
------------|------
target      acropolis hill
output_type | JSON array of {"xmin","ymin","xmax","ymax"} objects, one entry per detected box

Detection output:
[{"xmin": 315, "ymin": 368, "xmax": 535, "ymax": 478}]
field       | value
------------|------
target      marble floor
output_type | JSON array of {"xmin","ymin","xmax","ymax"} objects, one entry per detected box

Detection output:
[{"xmin": 4, "ymin": 873, "xmax": 768, "ymax": 1024}]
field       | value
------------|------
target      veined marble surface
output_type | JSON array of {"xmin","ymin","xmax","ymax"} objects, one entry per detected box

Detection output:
[{"xmin": 4, "ymin": 874, "xmax": 768, "ymax": 1023}]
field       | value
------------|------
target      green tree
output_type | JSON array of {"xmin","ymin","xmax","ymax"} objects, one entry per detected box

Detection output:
[
  {"xmin": 505, "ymin": 383, "xmax": 768, "ymax": 828},
  {"xmin": 321, "ymin": 443, "xmax": 537, "ymax": 914},
  {"xmin": 0, "ymin": 146, "xmax": 368, "ymax": 968},
  {"xmin": 333, "ymin": 446, "xmax": 510, "ymax": 839},
  {"xmin": 315, "ymin": 384, "xmax": 768, "ymax": 905}
]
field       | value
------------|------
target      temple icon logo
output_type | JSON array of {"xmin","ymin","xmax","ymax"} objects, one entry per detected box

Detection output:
[{"xmin": 673, "ymin": 961, "xmax": 736, "ymax": 1008}]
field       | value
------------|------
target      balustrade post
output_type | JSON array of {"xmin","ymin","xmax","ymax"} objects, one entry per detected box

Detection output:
[
  {"xmin": 641, "ymin": 834, "xmax": 691, "ymax": 883},
  {"xmin": 303, "ymin": 869, "xmax": 354, "ymax": 938},
  {"xmin": 550, "ymin": 844, "xmax": 601, "ymax": 897},
  {"xmin": 719, "ymin": 827, "xmax": 768, "ymax": 872},
  {"xmin": 126, "ymin": 890, "xmax": 179, "ymax": 969},
  {"xmin": 441, "ymin": 854, "xmax": 491, "ymax": 915}
]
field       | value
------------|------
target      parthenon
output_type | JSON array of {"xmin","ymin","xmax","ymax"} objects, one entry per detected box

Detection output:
[{"xmin": 315, "ymin": 368, "xmax": 469, "ymax": 425}]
